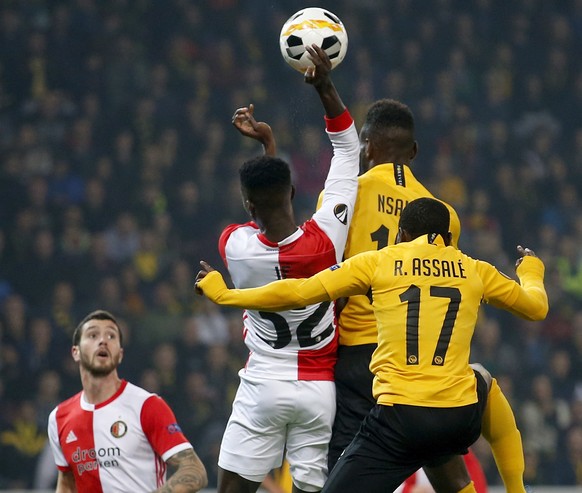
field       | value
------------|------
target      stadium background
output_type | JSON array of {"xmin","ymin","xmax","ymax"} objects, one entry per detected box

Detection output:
[{"xmin": 0, "ymin": 0, "xmax": 581, "ymax": 489}]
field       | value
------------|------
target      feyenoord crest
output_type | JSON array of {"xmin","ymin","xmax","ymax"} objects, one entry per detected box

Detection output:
[{"xmin": 110, "ymin": 420, "xmax": 128, "ymax": 438}]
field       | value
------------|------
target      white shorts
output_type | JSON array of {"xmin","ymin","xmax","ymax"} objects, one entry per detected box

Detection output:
[{"xmin": 218, "ymin": 376, "xmax": 336, "ymax": 492}]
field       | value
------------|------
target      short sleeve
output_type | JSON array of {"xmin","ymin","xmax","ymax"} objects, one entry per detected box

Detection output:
[
  {"xmin": 140, "ymin": 396, "xmax": 193, "ymax": 462},
  {"xmin": 47, "ymin": 407, "xmax": 70, "ymax": 470}
]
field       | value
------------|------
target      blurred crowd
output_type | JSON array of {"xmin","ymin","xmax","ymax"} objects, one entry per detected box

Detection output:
[{"xmin": 0, "ymin": 0, "xmax": 581, "ymax": 488}]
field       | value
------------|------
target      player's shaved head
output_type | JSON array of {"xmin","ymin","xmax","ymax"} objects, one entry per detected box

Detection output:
[
  {"xmin": 362, "ymin": 98, "xmax": 415, "ymax": 151},
  {"xmin": 239, "ymin": 155, "xmax": 293, "ymax": 208},
  {"xmin": 399, "ymin": 197, "xmax": 450, "ymax": 242}
]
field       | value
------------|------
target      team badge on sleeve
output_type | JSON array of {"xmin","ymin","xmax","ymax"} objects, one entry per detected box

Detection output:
[
  {"xmin": 334, "ymin": 203, "xmax": 348, "ymax": 224},
  {"xmin": 329, "ymin": 264, "xmax": 341, "ymax": 271},
  {"xmin": 167, "ymin": 423, "xmax": 183, "ymax": 434}
]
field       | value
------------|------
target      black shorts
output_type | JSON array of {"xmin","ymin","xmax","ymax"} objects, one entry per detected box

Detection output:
[
  {"xmin": 322, "ymin": 370, "xmax": 489, "ymax": 493},
  {"xmin": 329, "ymin": 343, "xmax": 377, "ymax": 470}
]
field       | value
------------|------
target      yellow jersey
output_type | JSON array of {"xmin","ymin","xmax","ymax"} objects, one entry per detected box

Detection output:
[
  {"xmin": 321, "ymin": 163, "xmax": 461, "ymax": 346},
  {"xmin": 318, "ymin": 235, "xmax": 545, "ymax": 406}
]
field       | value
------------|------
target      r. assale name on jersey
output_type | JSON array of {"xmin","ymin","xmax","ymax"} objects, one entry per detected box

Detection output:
[{"xmin": 394, "ymin": 258, "xmax": 467, "ymax": 278}]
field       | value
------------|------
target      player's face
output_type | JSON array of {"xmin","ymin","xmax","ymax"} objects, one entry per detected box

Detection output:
[{"xmin": 73, "ymin": 319, "xmax": 123, "ymax": 376}]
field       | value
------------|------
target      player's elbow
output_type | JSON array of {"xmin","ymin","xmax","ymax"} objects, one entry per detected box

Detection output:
[
  {"xmin": 524, "ymin": 298, "xmax": 549, "ymax": 321},
  {"xmin": 527, "ymin": 305, "xmax": 549, "ymax": 321}
]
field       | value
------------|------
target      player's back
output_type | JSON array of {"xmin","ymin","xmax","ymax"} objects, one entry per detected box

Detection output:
[
  {"xmin": 339, "ymin": 162, "xmax": 461, "ymax": 346},
  {"xmin": 219, "ymin": 114, "xmax": 359, "ymax": 382},
  {"xmin": 219, "ymin": 219, "xmax": 342, "ymax": 381},
  {"xmin": 365, "ymin": 236, "xmax": 489, "ymax": 407}
]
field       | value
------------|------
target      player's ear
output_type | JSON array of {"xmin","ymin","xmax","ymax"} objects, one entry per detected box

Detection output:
[
  {"xmin": 410, "ymin": 140, "xmax": 418, "ymax": 160},
  {"xmin": 396, "ymin": 227, "xmax": 403, "ymax": 244},
  {"xmin": 241, "ymin": 195, "xmax": 252, "ymax": 215},
  {"xmin": 71, "ymin": 345, "xmax": 80, "ymax": 362},
  {"xmin": 398, "ymin": 228, "xmax": 412, "ymax": 243},
  {"xmin": 364, "ymin": 138, "xmax": 373, "ymax": 161},
  {"xmin": 119, "ymin": 347, "xmax": 124, "ymax": 364},
  {"xmin": 444, "ymin": 232, "xmax": 453, "ymax": 246},
  {"xmin": 290, "ymin": 185, "xmax": 296, "ymax": 200}
]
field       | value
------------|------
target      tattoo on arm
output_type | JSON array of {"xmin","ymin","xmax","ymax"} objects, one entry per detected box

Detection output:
[{"xmin": 155, "ymin": 448, "xmax": 208, "ymax": 493}]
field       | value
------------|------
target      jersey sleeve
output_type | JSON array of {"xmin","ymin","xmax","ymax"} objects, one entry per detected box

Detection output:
[
  {"xmin": 315, "ymin": 250, "xmax": 378, "ymax": 300},
  {"xmin": 140, "ymin": 396, "xmax": 193, "ymax": 462},
  {"xmin": 311, "ymin": 110, "xmax": 360, "ymax": 262},
  {"xmin": 47, "ymin": 407, "xmax": 69, "ymax": 471},
  {"xmin": 218, "ymin": 223, "xmax": 243, "ymax": 266},
  {"xmin": 198, "ymin": 250, "xmax": 376, "ymax": 311},
  {"xmin": 478, "ymin": 256, "xmax": 548, "ymax": 320}
]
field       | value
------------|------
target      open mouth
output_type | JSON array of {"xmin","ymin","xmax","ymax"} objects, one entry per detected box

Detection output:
[{"xmin": 96, "ymin": 350, "xmax": 110, "ymax": 359}]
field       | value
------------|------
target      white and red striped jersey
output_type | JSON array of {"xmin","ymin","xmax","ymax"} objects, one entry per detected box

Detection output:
[
  {"xmin": 47, "ymin": 380, "xmax": 192, "ymax": 492},
  {"xmin": 219, "ymin": 110, "xmax": 359, "ymax": 381}
]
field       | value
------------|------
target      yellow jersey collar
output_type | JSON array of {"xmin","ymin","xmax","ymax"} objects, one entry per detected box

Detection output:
[{"xmin": 409, "ymin": 233, "xmax": 447, "ymax": 247}]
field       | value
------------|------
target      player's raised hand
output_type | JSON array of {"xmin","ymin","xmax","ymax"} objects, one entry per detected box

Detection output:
[
  {"xmin": 304, "ymin": 44, "xmax": 332, "ymax": 87},
  {"xmin": 515, "ymin": 245, "xmax": 538, "ymax": 268},
  {"xmin": 304, "ymin": 44, "xmax": 345, "ymax": 119},
  {"xmin": 232, "ymin": 104, "xmax": 276, "ymax": 156}
]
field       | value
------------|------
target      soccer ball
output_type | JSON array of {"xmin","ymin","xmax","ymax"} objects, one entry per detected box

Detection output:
[{"xmin": 279, "ymin": 7, "xmax": 348, "ymax": 73}]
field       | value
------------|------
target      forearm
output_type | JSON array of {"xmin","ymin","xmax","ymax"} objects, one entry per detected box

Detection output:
[
  {"xmin": 315, "ymin": 77, "xmax": 345, "ymax": 118},
  {"xmin": 155, "ymin": 450, "xmax": 208, "ymax": 493},
  {"xmin": 262, "ymin": 137, "xmax": 276, "ymax": 156},
  {"xmin": 198, "ymin": 271, "xmax": 331, "ymax": 310},
  {"xmin": 492, "ymin": 257, "xmax": 548, "ymax": 321},
  {"xmin": 512, "ymin": 265, "xmax": 548, "ymax": 321},
  {"xmin": 55, "ymin": 471, "xmax": 77, "ymax": 493}
]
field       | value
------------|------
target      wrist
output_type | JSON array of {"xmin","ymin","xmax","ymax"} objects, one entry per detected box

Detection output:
[{"xmin": 325, "ymin": 109, "xmax": 352, "ymax": 132}]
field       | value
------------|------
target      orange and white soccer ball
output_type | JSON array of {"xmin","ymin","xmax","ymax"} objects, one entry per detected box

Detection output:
[{"xmin": 279, "ymin": 7, "xmax": 348, "ymax": 72}]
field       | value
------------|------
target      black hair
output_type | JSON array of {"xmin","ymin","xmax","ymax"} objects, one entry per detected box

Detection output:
[
  {"xmin": 239, "ymin": 155, "xmax": 292, "ymax": 208},
  {"xmin": 72, "ymin": 309, "xmax": 122, "ymax": 346},
  {"xmin": 399, "ymin": 197, "xmax": 450, "ymax": 241},
  {"xmin": 364, "ymin": 98, "xmax": 415, "ymax": 133},
  {"xmin": 360, "ymin": 99, "xmax": 415, "ymax": 152}
]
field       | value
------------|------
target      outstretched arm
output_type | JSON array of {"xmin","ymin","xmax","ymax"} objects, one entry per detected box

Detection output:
[
  {"xmin": 195, "ymin": 261, "xmax": 331, "ymax": 311},
  {"xmin": 195, "ymin": 254, "xmax": 375, "ymax": 311},
  {"xmin": 154, "ymin": 448, "xmax": 208, "ymax": 493},
  {"xmin": 232, "ymin": 104, "xmax": 276, "ymax": 156},
  {"xmin": 304, "ymin": 44, "xmax": 346, "ymax": 118},
  {"xmin": 485, "ymin": 246, "xmax": 548, "ymax": 321}
]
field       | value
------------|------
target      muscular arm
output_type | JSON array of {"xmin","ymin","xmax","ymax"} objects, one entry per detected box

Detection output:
[
  {"xmin": 197, "ymin": 252, "xmax": 376, "ymax": 311},
  {"xmin": 305, "ymin": 44, "xmax": 345, "ymax": 118},
  {"xmin": 486, "ymin": 256, "xmax": 548, "ymax": 321},
  {"xmin": 198, "ymin": 270, "xmax": 332, "ymax": 311},
  {"xmin": 55, "ymin": 470, "xmax": 77, "ymax": 493},
  {"xmin": 154, "ymin": 448, "xmax": 208, "ymax": 493}
]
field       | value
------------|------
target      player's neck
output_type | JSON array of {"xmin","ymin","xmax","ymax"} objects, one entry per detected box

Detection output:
[
  {"xmin": 81, "ymin": 370, "xmax": 123, "ymax": 405},
  {"xmin": 257, "ymin": 209, "xmax": 297, "ymax": 243},
  {"xmin": 376, "ymin": 158, "xmax": 409, "ymax": 167}
]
